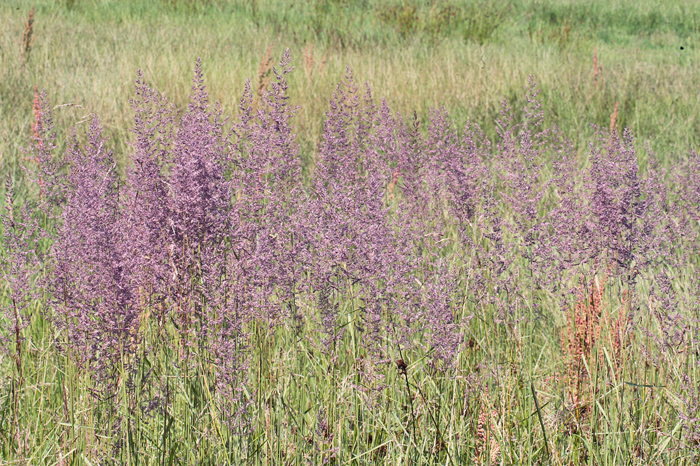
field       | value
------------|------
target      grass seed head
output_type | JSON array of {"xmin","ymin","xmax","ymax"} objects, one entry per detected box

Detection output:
[{"xmin": 20, "ymin": 7, "xmax": 35, "ymax": 65}]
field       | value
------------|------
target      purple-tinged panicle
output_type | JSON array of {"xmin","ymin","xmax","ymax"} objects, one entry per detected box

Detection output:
[
  {"xmin": 216, "ymin": 51, "xmax": 306, "ymax": 429},
  {"xmin": 122, "ymin": 70, "xmax": 179, "ymax": 310},
  {"xmin": 424, "ymin": 107, "xmax": 468, "ymax": 214},
  {"xmin": 21, "ymin": 89, "xmax": 68, "ymax": 228},
  {"xmin": 423, "ymin": 107, "xmax": 488, "ymax": 244},
  {"xmin": 647, "ymin": 269, "xmax": 687, "ymax": 355},
  {"xmin": 166, "ymin": 58, "xmax": 232, "ymax": 341},
  {"xmin": 315, "ymin": 66, "xmax": 360, "ymax": 187},
  {"xmin": 307, "ymin": 70, "xmax": 401, "ymax": 359},
  {"xmin": 0, "ymin": 175, "xmax": 37, "ymax": 365},
  {"xmin": 242, "ymin": 49, "xmax": 301, "ymax": 195},
  {"xmin": 544, "ymin": 123, "xmax": 584, "ymax": 280},
  {"xmin": 214, "ymin": 322, "xmax": 251, "ymax": 434},
  {"xmin": 308, "ymin": 71, "xmax": 470, "ymax": 370},
  {"xmin": 228, "ymin": 49, "xmax": 307, "ymax": 325},
  {"xmin": 587, "ymin": 128, "xmax": 642, "ymax": 274},
  {"xmin": 680, "ymin": 373, "xmax": 700, "ymax": 457},
  {"xmin": 396, "ymin": 110, "xmax": 427, "ymax": 215},
  {"xmin": 674, "ymin": 148, "xmax": 700, "ymax": 255},
  {"xmin": 51, "ymin": 116, "xmax": 135, "ymax": 383},
  {"xmin": 493, "ymin": 78, "xmax": 551, "ymax": 300},
  {"xmin": 585, "ymin": 128, "xmax": 675, "ymax": 286},
  {"xmin": 372, "ymin": 98, "xmax": 402, "ymax": 187},
  {"xmin": 419, "ymin": 258, "xmax": 468, "ymax": 369},
  {"xmin": 398, "ymin": 106, "xmax": 484, "ymax": 364}
]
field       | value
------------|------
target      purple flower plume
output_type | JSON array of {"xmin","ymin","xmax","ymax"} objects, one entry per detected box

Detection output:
[
  {"xmin": 12, "ymin": 53, "xmax": 700, "ymax": 449},
  {"xmin": 51, "ymin": 116, "xmax": 135, "ymax": 382}
]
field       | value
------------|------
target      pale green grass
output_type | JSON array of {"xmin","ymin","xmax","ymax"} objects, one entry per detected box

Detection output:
[
  {"xmin": 2, "ymin": 254, "xmax": 697, "ymax": 464},
  {"xmin": 2, "ymin": 0, "xmax": 700, "ymax": 188}
]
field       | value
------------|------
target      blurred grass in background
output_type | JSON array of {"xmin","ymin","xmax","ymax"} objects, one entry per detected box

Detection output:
[{"xmin": 1, "ymin": 0, "xmax": 698, "ymax": 193}]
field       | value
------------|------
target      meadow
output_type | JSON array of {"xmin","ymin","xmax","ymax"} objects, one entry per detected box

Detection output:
[{"xmin": 1, "ymin": 0, "xmax": 700, "ymax": 464}]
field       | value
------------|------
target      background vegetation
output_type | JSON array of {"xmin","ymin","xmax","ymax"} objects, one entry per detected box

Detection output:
[
  {"xmin": 2, "ymin": 0, "xmax": 699, "ymax": 186},
  {"xmin": 1, "ymin": 0, "xmax": 700, "ymax": 464}
]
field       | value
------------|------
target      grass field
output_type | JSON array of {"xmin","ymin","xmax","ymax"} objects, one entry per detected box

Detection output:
[
  {"xmin": 2, "ymin": 0, "xmax": 700, "ymax": 181},
  {"xmin": 2, "ymin": 0, "xmax": 700, "ymax": 464}
]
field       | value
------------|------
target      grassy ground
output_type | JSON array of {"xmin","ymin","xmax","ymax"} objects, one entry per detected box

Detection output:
[{"xmin": 1, "ymin": 0, "xmax": 700, "ymax": 464}]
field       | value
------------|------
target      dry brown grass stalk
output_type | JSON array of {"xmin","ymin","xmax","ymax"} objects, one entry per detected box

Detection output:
[
  {"xmin": 23, "ymin": 85, "xmax": 45, "ymax": 196},
  {"xmin": 593, "ymin": 46, "xmax": 600, "ymax": 88},
  {"xmin": 560, "ymin": 268, "xmax": 630, "ymax": 437},
  {"xmin": 256, "ymin": 43, "xmax": 274, "ymax": 98},
  {"xmin": 473, "ymin": 385, "xmax": 500, "ymax": 465},
  {"xmin": 303, "ymin": 43, "xmax": 329, "ymax": 81},
  {"xmin": 5, "ymin": 174, "xmax": 14, "ymax": 229},
  {"xmin": 609, "ymin": 101, "xmax": 619, "ymax": 134},
  {"xmin": 561, "ymin": 274, "xmax": 607, "ymax": 429},
  {"xmin": 304, "ymin": 43, "xmax": 314, "ymax": 80},
  {"xmin": 607, "ymin": 288, "xmax": 630, "ymax": 378},
  {"xmin": 318, "ymin": 48, "xmax": 328, "ymax": 75},
  {"xmin": 32, "ymin": 85, "xmax": 41, "ymax": 142},
  {"xmin": 474, "ymin": 408, "xmax": 488, "ymax": 463},
  {"xmin": 20, "ymin": 7, "xmax": 35, "ymax": 66},
  {"xmin": 386, "ymin": 170, "xmax": 400, "ymax": 200},
  {"xmin": 474, "ymin": 407, "xmax": 500, "ymax": 465}
]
